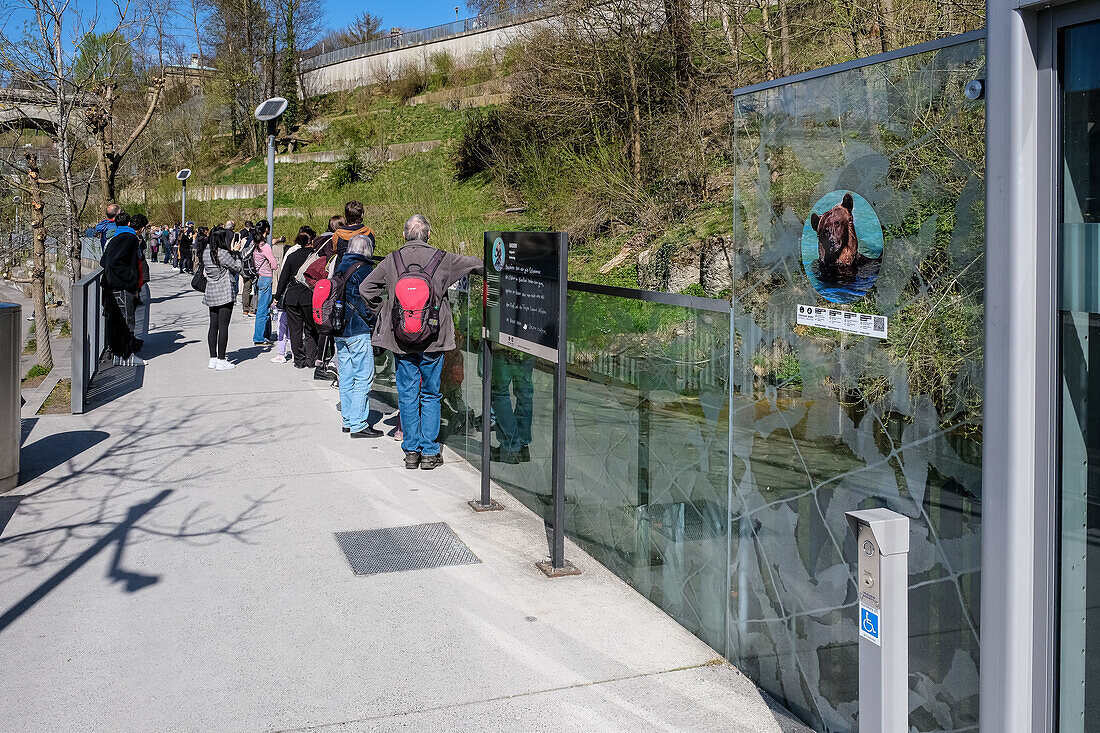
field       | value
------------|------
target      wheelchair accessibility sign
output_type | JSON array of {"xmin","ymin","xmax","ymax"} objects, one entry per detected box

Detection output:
[{"xmin": 859, "ymin": 604, "xmax": 881, "ymax": 646}]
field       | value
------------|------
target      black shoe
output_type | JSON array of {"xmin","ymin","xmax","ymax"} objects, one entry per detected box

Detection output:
[
  {"xmin": 490, "ymin": 445, "xmax": 520, "ymax": 464},
  {"xmin": 351, "ymin": 426, "xmax": 383, "ymax": 438},
  {"xmin": 404, "ymin": 451, "xmax": 421, "ymax": 469},
  {"xmin": 518, "ymin": 445, "xmax": 530, "ymax": 462},
  {"xmin": 419, "ymin": 454, "xmax": 444, "ymax": 470},
  {"xmin": 342, "ymin": 427, "xmax": 350, "ymax": 433}
]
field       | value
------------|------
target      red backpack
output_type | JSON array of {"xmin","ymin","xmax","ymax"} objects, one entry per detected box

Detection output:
[
  {"xmin": 391, "ymin": 249, "xmax": 445, "ymax": 347},
  {"xmin": 312, "ymin": 261, "xmax": 367, "ymax": 336}
]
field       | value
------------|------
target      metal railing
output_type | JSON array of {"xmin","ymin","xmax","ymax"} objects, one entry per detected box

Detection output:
[
  {"xmin": 71, "ymin": 268, "xmax": 105, "ymax": 414},
  {"xmin": 302, "ymin": 9, "xmax": 543, "ymax": 71}
]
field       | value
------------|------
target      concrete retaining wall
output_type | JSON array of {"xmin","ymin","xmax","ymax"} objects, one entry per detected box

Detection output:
[
  {"xmin": 302, "ymin": 18, "xmax": 550, "ymax": 95},
  {"xmin": 274, "ymin": 139, "xmax": 442, "ymax": 164},
  {"xmin": 190, "ymin": 184, "xmax": 267, "ymax": 202}
]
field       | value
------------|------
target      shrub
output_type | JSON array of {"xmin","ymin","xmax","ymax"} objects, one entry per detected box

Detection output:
[
  {"xmin": 462, "ymin": 48, "xmax": 496, "ymax": 85},
  {"xmin": 428, "ymin": 51, "xmax": 457, "ymax": 89},
  {"xmin": 331, "ymin": 149, "xmax": 375, "ymax": 187},
  {"xmin": 453, "ymin": 108, "xmax": 504, "ymax": 180},
  {"xmin": 392, "ymin": 63, "xmax": 429, "ymax": 103},
  {"xmin": 680, "ymin": 283, "xmax": 707, "ymax": 298}
]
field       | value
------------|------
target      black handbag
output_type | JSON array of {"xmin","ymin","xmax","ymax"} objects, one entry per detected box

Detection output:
[{"xmin": 191, "ymin": 267, "xmax": 207, "ymax": 293}]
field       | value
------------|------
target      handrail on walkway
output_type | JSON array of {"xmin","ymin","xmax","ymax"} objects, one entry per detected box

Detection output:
[{"xmin": 71, "ymin": 268, "xmax": 105, "ymax": 414}]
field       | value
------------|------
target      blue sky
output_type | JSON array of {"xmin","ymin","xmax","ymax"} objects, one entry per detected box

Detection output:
[
  {"xmin": 1, "ymin": 1, "xmax": 473, "ymax": 56},
  {"xmin": 325, "ymin": 0, "xmax": 471, "ymax": 32}
]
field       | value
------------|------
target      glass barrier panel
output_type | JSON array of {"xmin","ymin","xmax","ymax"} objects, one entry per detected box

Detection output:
[
  {"xmin": 730, "ymin": 40, "xmax": 985, "ymax": 732},
  {"xmin": 562, "ymin": 290, "xmax": 731, "ymax": 652}
]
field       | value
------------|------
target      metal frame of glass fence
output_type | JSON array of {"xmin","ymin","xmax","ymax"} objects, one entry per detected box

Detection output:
[
  {"xmin": 730, "ymin": 28, "xmax": 986, "ymax": 98},
  {"xmin": 566, "ymin": 280, "xmax": 730, "ymax": 313},
  {"xmin": 71, "ymin": 268, "xmax": 105, "ymax": 414}
]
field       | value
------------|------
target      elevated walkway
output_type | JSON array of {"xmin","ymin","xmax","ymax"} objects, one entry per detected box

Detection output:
[{"xmin": 1, "ymin": 263, "xmax": 808, "ymax": 732}]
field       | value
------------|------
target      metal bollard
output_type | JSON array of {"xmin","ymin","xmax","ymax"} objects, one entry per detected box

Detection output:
[
  {"xmin": 846, "ymin": 508, "xmax": 910, "ymax": 733},
  {"xmin": 0, "ymin": 302, "xmax": 20, "ymax": 491}
]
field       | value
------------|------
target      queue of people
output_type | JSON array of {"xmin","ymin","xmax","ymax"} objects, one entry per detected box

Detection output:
[{"xmin": 146, "ymin": 201, "xmax": 484, "ymax": 470}]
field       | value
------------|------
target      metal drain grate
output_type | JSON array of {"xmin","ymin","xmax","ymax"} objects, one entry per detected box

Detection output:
[{"xmin": 335, "ymin": 522, "xmax": 481, "ymax": 576}]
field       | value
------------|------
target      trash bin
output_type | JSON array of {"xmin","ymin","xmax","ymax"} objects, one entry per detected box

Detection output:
[{"xmin": 0, "ymin": 302, "xmax": 19, "ymax": 491}]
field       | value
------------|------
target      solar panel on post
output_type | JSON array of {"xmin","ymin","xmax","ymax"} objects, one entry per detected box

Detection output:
[{"xmin": 253, "ymin": 97, "xmax": 287, "ymax": 121}]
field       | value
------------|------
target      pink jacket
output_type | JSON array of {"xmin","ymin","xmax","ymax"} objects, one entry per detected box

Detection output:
[{"xmin": 254, "ymin": 241, "xmax": 278, "ymax": 278}]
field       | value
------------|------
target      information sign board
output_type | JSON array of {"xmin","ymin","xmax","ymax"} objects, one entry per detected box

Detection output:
[
  {"xmin": 477, "ymin": 230, "xmax": 577, "ymax": 575},
  {"xmin": 483, "ymin": 231, "xmax": 567, "ymax": 363}
]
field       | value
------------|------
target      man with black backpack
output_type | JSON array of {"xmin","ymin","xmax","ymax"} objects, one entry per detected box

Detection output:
[
  {"xmin": 360, "ymin": 214, "xmax": 483, "ymax": 470},
  {"xmin": 100, "ymin": 211, "xmax": 146, "ymax": 366}
]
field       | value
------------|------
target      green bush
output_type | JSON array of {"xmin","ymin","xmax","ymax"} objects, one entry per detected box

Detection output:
[
  {"xmin": 462, "ymin": 49, "xmax": 496, "ymax": 85},
  {"xmin": 428, "ymin": 51, "xmax": 456, "ymax": 89},
  {"xmin": 453, "ymin": 108, "xmax": 504, "ymax": 180},
  {"xmin": 392, "ymin": 63, "xmax": 428, "ymax": 103},
  {"xmin": 680, "ymin": 283, "xmax": 707, "ymax": 298},
  {"xmin": 330, "ymin": 150, "xmax": 375, "ymax": 188}
]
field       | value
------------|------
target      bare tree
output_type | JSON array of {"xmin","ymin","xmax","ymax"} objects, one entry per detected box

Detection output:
[
  {"xmin": 0, "ymin": 0, "xmax": 147, "ymax": 283},
  {"xmin": 77, "ymin": 31, "xmax": 165, "ymax": 204},
  {"xmin": 22, "ymin": 153, "xmax": 54, "ymax": 373}
]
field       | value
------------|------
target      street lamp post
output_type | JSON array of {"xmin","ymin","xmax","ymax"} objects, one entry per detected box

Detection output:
[
  {"xmin": 176, "ymin": 169, "xmax": 192, "ymax": 225},
  {"xmin": 254, "ymin": 97, "xmax": 288, "ymax": 249}
]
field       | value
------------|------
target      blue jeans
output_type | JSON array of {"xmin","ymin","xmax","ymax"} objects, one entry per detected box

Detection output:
[
  {"xmin": 395, "ymin": 351, "xmax": 444, "ymax": 456},
  {"xmin": 253, "ymin": 276, "xmax": 272, "ymax": 343},
  {"xmin": 491, "ymin": 357, "xmax": 534, "ymax": 451},
  {"xmin": 335, "ymin": 333, "xmax": 375, "ymax": 433}
]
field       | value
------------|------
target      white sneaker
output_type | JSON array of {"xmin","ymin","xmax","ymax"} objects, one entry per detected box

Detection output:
[
  {"xmin": 215, "ymin": 359, "xmax": 236, "ymax": 370},
  {"xmin": 127, "ymin": 355, "xmax": 146, "ymax": 366},
  {"xmin": 208, "ymin": 358, "xmax": 218, "ymax": 369}
]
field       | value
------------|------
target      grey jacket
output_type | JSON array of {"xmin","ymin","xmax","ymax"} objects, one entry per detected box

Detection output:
[
  {"xmin": 202, "ymin": 248, "xmax": 242, "ymax": 307},
  {"xmin": 360, "ymin": 241, "xmax": 483, "ymax": 354}
]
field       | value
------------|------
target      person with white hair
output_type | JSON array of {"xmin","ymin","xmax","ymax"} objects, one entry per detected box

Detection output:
[{"xmin": 359, "ymin": 214, "xmax": 484, "ymax": 470}]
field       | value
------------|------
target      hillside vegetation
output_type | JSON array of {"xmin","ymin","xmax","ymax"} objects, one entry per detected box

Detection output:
[{"xmin": 128, "ymin": 0, "xmax": 983, "ymax": 291}]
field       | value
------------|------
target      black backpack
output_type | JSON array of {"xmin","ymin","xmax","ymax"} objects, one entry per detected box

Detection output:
[{"xmin": 240, "ymin": 237, "xmax": 259, "ymax": 279}]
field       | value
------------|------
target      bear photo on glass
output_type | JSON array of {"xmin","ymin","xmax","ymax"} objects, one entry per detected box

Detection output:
[{"xmin": 801, "ymin": 190, "xmax": 885, "ymax": 304}]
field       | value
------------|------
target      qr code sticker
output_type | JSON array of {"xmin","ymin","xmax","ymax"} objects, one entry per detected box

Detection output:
[{"xmin": 874, "ymin": 317, "xmax": 885, "ymax": 332}]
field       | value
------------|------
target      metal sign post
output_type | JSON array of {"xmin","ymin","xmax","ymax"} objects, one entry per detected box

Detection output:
[
  {"xmin": 477, "ymin": 231, "xmax": 579, "ymax": 577},
  {"xmin": 846, "ymin": 508, "xmax": 910, "ymax": 733}
]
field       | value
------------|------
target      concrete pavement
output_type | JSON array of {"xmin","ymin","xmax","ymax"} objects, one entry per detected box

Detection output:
[{"xmin": 1, "ymin": 262, "xmax": 810, "ymax": 733}]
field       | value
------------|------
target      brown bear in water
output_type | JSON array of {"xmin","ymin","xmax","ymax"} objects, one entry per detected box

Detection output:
[{"xmin": 810, "ymin": 192, "xmax": 880, "ymax": 268}]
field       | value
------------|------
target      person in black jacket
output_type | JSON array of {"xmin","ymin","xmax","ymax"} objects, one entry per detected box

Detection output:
[
  {"xmin": 275, "ymin": 230, "xmax": 319, "ymax": 368},
  {"xmin": 100, "ymin": 211, "xmax": 145, "ymax": 365},
  {"xmin": 178, "ymin": 224, "xmax": 194, "ymax": 274}
]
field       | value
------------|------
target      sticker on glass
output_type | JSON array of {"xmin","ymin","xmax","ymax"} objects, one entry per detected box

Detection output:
[
  {"xmin": 797, "ymin": 305, "xmax": 888, "ymax": 339},
  {"xmin": 802, "ymin": 190, "xmax": 884, "ymax": 304}
]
